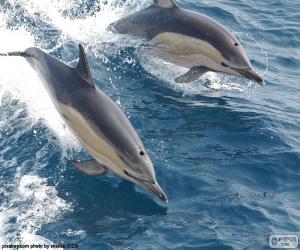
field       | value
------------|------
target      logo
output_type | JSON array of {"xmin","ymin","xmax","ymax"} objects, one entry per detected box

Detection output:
[{"xmin": 269, "ymin": 234, "xmax": 298, "ymax": 249}]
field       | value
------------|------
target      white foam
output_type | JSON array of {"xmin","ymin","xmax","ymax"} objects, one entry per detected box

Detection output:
[
  {"xmin": 17, "ymin": 175, "xmax": 71, "ymax": 234},
  {"xmin": 11, "ymin": 0, "xmax": 150, "ymax": 45},
  {"xmin": 0, "ymin": 175, "xmax": 70, "ymax": 246}
]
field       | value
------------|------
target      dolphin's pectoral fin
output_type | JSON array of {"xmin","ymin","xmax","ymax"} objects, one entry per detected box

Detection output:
[
  {"xmin": 72, "ymin": 160, "xmax": 106, "ymax": 176},
  {"xmin": 175, "ymin": 66, "xmax": 209, "ymax": 83},
  {"xmin": 76, "ymin": 44, "xmax": 95, "ymax": 88}
]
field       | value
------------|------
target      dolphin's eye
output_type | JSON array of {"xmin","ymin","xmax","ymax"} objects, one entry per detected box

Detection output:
[
  {"xmin": 140, "ymin": 151, "xmax": 145, "ymax": 156},
  {"xmin": 234, "ymin": 42, "xmax": 239, "ymax": 47}
]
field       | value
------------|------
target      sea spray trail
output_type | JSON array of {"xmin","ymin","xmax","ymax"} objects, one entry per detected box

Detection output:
[{"xmin": 0, "ymin": 0, "xmax": 300, "ymax": 249}]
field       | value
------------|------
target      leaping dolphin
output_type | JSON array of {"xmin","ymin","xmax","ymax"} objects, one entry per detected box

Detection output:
[
  {"xmin": 0, "ymin": 44, "xmax": 168, "ymax": 203},
  {"xmin": 110, "ymin": 0, "xmax": 264, "ymax": 85}
]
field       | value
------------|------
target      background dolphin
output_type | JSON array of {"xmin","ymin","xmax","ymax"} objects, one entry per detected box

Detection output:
[
  {"xmin": 0, "ymin": 45, "xmax": 168, "ymax": 203},
  {"xmin": 110, "ymin": 0, "xmax": 264, "ymax": 85}
]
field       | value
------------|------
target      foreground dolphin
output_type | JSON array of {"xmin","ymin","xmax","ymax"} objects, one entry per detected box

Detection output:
[
  {"xmin": 0, "ymin": 45, "xmax": 168, "ymax": 203},
  {"xmin": 110, "ymin": 0, "xmax": 264, "ymax": 85}
]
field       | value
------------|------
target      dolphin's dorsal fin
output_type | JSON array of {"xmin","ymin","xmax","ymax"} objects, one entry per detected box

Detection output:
[
  {"xmin": 153, "ymin": 0, "xmax": 176, "ymax": 8},
  {"xmin": 76, "ymin": 44, "xmax": 94, "ymax": 88}
]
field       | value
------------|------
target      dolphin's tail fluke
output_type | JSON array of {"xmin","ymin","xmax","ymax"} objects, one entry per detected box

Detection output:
[{"xmin": 0, "ymin": 51, "xmax": 28, "ymax": 57}]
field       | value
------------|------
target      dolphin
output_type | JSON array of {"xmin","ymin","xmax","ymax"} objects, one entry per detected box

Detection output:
[
  {"xmin": 110, "ymin": 0, "xmax": 264, "ymax": 85},
  {"xmin": 0, "ymin": 44, "xmax": 168, "ymax": 203}
]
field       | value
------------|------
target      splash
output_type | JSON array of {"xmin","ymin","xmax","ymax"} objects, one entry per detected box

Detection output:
[
  {"xmin": 0, "ymin": 175, "xmax": 70, "ymax": 247},
  {"xmin": 4, "ymin": 0, "xmax": 150, "ymax": 45},
  {"xmin": 0, "ymin": 27, "xmax": 78, "ymax": 150}
]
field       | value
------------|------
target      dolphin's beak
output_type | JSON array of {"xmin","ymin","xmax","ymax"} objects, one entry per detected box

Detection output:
[
  {"xmin": 237, "ymin": 68, "xmax": 264, "ymax": 85},
  {"xmin": 124, "ymin": 170, "xmax": 168, "ymax": 203},
  {"xmin": 141, "ymin": 181, "xmax": 168, "ymax": 204}
]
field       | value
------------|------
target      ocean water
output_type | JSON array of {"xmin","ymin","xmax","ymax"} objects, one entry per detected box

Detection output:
[{"xmin": 0, "ymin": 0, "xmax": 299, "ymax": 249}]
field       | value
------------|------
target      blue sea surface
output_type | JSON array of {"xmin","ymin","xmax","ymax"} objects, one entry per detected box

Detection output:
[{"xmin": 0, "ymin": 0, "xmax": 299, "ymax": 249}]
